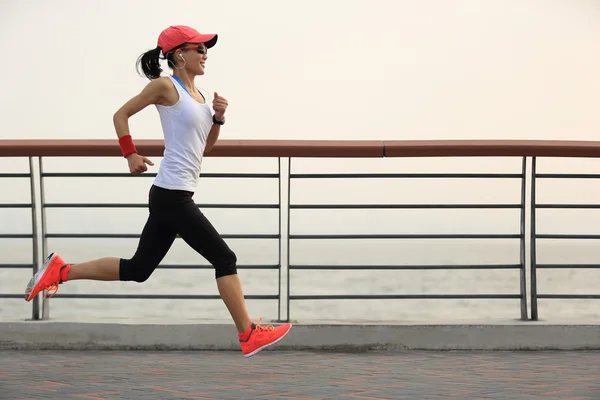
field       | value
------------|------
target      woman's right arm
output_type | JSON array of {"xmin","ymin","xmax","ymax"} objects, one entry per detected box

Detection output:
[
  {"xmin": 113, "ymin": 77, "xmax": 170, "ymax": 139},
  {"xmin": 113, "ymin": 77, "xmax": 171, "ymax": 174}
]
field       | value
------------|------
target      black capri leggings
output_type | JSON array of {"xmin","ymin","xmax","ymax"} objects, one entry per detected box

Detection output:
[{"xmin": 119, "ymin": 184, "xmax": 237, "ymax": 282}]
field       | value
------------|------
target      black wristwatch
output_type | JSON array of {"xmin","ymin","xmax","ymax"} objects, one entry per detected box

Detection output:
[{"xmin": 213, "ymin": 115, "xmax": 225, "ymax": 125}]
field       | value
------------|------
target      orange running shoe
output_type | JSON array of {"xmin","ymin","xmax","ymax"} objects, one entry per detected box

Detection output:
[
  {"xmin": 24, "ymin": 253, "xmax": 68, "ymax": 302},
  {"xmin": 238, "ymin": 318, "xmax": 292, "ymax": 357}
]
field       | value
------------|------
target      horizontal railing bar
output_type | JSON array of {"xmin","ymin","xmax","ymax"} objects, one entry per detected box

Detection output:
[
  {"xmin": 159, "ymin": 264, "xmax": 280, "ymax": 270},
  {"xmin": 535, "ymin": 173, "xmax": 600, "ymax": 179},
  {"xmin": 537, "ymin": 264, "xmax": 600, "ymax": 269},
  {"xmin": 290, "ymin": 234, "xmax": 521, "ymax": 239},
  {"xmin": 46, "ymin": 233, "xmax": 279, "ymax": 239},
  {"xmin": 4, "ymin": 138, "xmax": 600, "ymax": 158},
  {"xmin": 0, "ymin": 204, "xmax": 32, "ymax": 208},
  {"xmin": 535, "ymin": 234, "xmax": 600, "ymax": 239},
  {"xmin": 536, "ymin": 294, "xmax": 600, "ymax": 299},
  {"xmin": 0, "ymin": 293, "xmax": 521, "ymax": 300},
  {"xmin": 535, "ymin": 204, "xmax": 600, "ymax": 209},
  {"xmin": 44, "ymin": 203, "xmax": 279, "ymax": 209},
  {"xmin": 42, "ymin": 172, "xmax": 279, "ymax": 178},
  {"xmin": 0, "ymin": 264, "xmax": 34, "ymax": 269},
  {"xmin": 290, "ymin": 173, "xmax": 523, "ymax": 179},
  {"xmin": 0, "ymin": 173, "xmax": 31, "ymax": 178},
  {"xmin": 0, "ymin": 234, "xmax": 33, "ymax": 239},
  {"xmin": 289, "ymin": 264, "xmax": 522, "ymax": 270},
  {"xmin": 290, "ymin": 204, "xmax": 521, "ymax": 209},
  {"xmin": 19, "ymin": 294, "xmax": 279, "ymax": 300},
  {"xmin": 43, "ymin": 172, "xmax": 156, "ymax": 178},
  {"xmin": 289, "ymin": 294, "xmax": 521, "ymax": 300},
  {"xmin": 61, "ymin": 264, "xmax": 280, "ymax": 270}
]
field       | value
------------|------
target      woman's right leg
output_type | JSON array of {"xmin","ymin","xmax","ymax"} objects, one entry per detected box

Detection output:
[
  {"xmin": 66, "ymin": 257, "xmax": 121, "ymax": 281},
  {"xmin": 66, "ymin": 211, "xmax": 176, "ymax": 282},
  {"xmin": 24, "ymin": 186, "xmax": 177, "ymax": 301}
]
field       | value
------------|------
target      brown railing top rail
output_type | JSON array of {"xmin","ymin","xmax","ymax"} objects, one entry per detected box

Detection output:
[{"xmin": 1, "ymin": 139, "xmax": 600, "ymax": 158}]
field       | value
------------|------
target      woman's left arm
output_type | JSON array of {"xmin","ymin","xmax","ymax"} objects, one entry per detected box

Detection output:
[{"xmin": 205, "ymin": 92, "xmax": 227, "ymax": 153}]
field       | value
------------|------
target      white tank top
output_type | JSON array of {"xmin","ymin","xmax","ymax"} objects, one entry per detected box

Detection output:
[{"xmin": 153, "ymin": 76, "xmax": 213, "ymax": 192}]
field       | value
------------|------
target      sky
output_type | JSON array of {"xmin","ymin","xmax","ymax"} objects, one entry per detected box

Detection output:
[{"xmin": 2, "ymin": 0, "xmax": 600, "ymax": 143}]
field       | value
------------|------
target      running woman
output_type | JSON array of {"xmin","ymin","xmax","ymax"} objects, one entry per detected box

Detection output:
[{"xmin": 24, "ymin": 25, "xmax": 292, "ymax": 357}]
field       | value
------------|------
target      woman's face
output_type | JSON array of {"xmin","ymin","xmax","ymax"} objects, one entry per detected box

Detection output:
[{"xmin": 178, "ymin": 43, "xmax": 208, "ymax": 75}]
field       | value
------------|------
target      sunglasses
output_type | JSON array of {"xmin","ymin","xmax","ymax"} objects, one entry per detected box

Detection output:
[{"xmin": 180, "ymin": 44, "xmax": 208, "ymax": 55}]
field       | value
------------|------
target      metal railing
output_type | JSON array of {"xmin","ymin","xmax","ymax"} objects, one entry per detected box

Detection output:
[
  {"xmin": 0, "ymin": 157, "xmax": 40, "ymax": 321},
  {"xmin": 529, "ymin": 156, "xmax": 600, "ymax": 320},
  {"xmin": 36, "ymin": 157, "xmax": 284, "ymax": 320},
  {"xmin": 1, "ymin": 139, "xmax": 599, "ymax": 322},
  {"xmin": 286, "ymin": 157, "xmax": 528, "ymax": 321}
]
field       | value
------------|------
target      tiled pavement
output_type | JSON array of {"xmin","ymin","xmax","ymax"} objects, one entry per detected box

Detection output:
[{"xmin": 1, "ymin": 350, "xmax": 599, "ymax": 399}]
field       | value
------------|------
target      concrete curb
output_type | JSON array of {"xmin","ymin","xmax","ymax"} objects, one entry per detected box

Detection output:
[{"xmin": 1, "ymin": 321, "xmax": 599, "ymax": 351}]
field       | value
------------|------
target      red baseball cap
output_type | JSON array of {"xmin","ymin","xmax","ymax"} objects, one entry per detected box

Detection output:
[{"xmin": 157, "ymin": 25, "xmax": 218, "ymax": 55}]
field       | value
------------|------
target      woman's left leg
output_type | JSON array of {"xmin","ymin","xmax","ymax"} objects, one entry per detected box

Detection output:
[{"xmin": 169, "ymin": 192, "xmax": 292, "ymax": 357}]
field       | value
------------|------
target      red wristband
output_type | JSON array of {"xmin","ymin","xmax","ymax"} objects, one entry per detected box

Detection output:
[{"xmin": 118, "ymin": 135, "xmax": 137, "ymax": 158}]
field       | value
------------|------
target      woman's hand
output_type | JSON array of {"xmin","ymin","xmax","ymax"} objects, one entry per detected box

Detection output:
[
  {"xmin": 127, "ymin": 153, "xmax": 154, "ymax": 174},
  {"xmin": 213, "ymin": 92, "xmax": 228, "ymax": 121}
]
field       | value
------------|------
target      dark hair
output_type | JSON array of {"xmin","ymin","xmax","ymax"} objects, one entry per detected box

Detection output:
[
  {"xmin": 136, "ymin": 46, "xmax": 163, "ymax": 80},
  {"xmin": 136, "ymin": 43, "xmax": 194, "ymax": 80}
]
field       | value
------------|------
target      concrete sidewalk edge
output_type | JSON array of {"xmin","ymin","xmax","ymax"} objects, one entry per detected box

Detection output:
[{"xmin": 1, "ymin": 321, "xmax": 599, "ymax": 351}]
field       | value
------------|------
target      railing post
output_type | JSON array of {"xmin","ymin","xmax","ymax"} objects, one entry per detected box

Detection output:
[
  {"xmin": 518, "ymin": 156, "xmax": 528, "ymax": 320},
  {"xmin": 286, "ymin": 157, "xmax": 292, "ymax": 322},
  {"xmin": 39, "ymin": 156, "xmax": 51, "ymax": 320},
  {"xmin": 274, "ymin": 156, "xmax": 291, "ymax": 323},
  {"xmin": 277, "ymin": 157, "xmax": 282, "ymax": 322},
  {"xmin": 28, "ymin": 156, "xmax": 40, "ymax": 321},
  {"xmin": 530, "ymin": 156, "xmax": 538, "ymax": 320}
]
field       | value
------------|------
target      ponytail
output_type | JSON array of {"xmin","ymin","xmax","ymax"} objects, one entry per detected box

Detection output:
[{"xmin": 136, "ymin": 46, "xmax": 163, "ymax": 80}]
